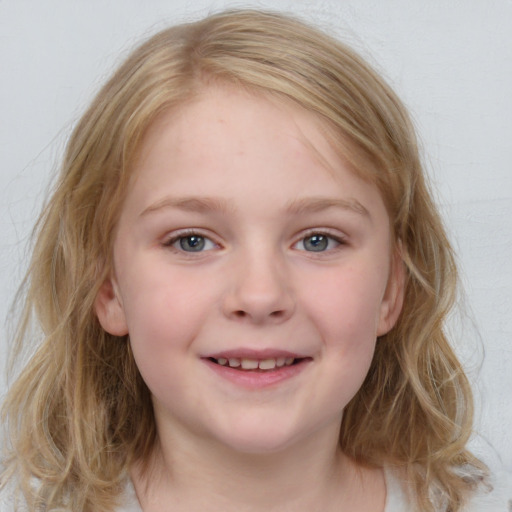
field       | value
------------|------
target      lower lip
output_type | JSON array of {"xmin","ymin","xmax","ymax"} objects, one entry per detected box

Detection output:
[{"xmin": 203, "ymin": 359, "xmax": 310, "ymax": 389}]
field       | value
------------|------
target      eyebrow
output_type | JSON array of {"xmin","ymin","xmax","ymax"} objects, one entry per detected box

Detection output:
[
  {"xmin": 140, "ymin": 196, "xmax": 234, "ymax": 217},
  {"xmin": 285, "ymin": 197, "xmax": 370, "ymax": 218},
  {"xmin": 140, "ymin": 195, "xmax": 370, "ymax": 218}
]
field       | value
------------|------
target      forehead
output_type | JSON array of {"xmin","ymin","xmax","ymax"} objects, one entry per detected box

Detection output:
[
  {"xmin": 135, "ymin": 84, "xmax": 356, "ymax": 180},
  {"xmin": 125, "ymin": 84, "xmax": 385, "ymax": 217}
]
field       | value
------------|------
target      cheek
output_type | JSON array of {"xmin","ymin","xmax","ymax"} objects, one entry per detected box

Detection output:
[
  {"xmin": 118, "ymin": 269, "xmax": 215, "ymax": 371},
  {"xmin": 121, "ymin": 287, "xmax": 205, "ymax": 403},
  {"xmin": 306, "ymin": 266, "xmax": 388, "ymax": 343},
  {"xmin": 314, "ymin": 270, "xmax": 385, "ymax": 404},
  {"xmin": 121, "ymin": 262, "xmax": 213, "ymax": 326}
]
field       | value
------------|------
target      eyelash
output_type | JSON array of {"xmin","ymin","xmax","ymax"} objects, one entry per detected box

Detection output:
[
  {"xmin": 162, "ymin": 230, "xmax": 219, "ymax": 253},
  {"xmin": 293, "ymin": 230, "xmax": 347, "ymax": 253},
  {"xmin": 162, "ymin": 229, "xmax": 347, "ymax": 255}
]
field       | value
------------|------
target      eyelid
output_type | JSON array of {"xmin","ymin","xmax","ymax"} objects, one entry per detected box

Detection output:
[
  {"xmin": 292, "ymin": 228, "xmax": 348, "ymax": 252},
  {"xmin": 160, "ymin": 227, "xmax": 348, "ymax": 253},
  {"xmin": 162, "ymin": 229, "xmax": 221, "ymax": 251}
]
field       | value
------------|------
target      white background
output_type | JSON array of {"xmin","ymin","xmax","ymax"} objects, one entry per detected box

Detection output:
[{"xmin": 1, "ymin": 1, "xmax": 511, "ymax": 470}]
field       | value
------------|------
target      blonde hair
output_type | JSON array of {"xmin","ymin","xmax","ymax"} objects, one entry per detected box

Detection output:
[{"xmin": 1, "ymin": 9, "xmax": 486, "ymax": 511}]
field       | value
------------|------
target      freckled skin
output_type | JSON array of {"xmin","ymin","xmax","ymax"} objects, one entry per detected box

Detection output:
[{"xmin": 96, "ymin": 85, "xmax": 403, "ymax": 457}]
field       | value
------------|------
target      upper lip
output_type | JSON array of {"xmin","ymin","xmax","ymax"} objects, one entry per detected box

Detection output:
[{"xmin": 203, "ymin": 348, "xmax": 311, "ymax": 360}]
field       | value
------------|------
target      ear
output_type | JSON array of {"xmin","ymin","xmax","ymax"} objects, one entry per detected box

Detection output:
[
  {"xmin": 377, "ymin": 245, "xmax": 405, "ymax": 336},
  {"xmin": 94, "ymin": 277, "xmax": 129, "ymax": 336}
]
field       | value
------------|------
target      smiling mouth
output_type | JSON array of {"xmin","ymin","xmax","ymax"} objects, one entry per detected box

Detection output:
[{"xmin": 208, "ymin": 357, "xmax": 308, "ymax": 371}]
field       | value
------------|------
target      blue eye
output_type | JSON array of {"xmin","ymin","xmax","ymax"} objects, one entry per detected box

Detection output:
[
  {"xmin": 166, "ymin": 233, "xmax": 217, "ymax": 252},
  {"xmin": 296, "ymin": 233, "xmax": 341, "ymax": 252},
  {"xmin": 178, "ymin": 235, "xmax": 206, "ymax": 252}
]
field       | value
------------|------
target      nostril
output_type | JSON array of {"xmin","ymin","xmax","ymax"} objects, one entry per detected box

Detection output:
[{"xmin": 232, "ymin": 309, "xmax": 284, "ymax": 320}]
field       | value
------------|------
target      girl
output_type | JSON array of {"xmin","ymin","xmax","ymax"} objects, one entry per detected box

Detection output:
[{"xmin": 1, "ymin": 9, "xmax": 510, "ymax": 512}]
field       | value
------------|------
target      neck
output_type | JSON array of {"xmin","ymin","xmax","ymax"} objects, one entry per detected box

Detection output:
[{"xmin": 131, "ymin": 422, "xmax": 385, "ymax": 512}]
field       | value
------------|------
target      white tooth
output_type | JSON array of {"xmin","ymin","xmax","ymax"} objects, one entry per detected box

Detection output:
[
  {"xmin": 276, "ymin": 357, "xmax": 285, "ymax": 367},
  {"xmin": 259, "ymin": 359, "xmax": 276, "ymax": 370},
  {"xmin": 285, "ymin": 357, "xmax": 295, "ymax": 366},
  {"xmin": 241, "ymin": 358, "xmax": 259, "ymax": 370},
  {"xmin": 228, "ymin": 358, "xmax": 241, "ymax": 368},
  {"xmin": 217, "ymin": 357, "xmax": 227, "ymax": 366}
]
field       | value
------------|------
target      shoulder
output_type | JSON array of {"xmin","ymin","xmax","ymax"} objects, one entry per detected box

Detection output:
[
  {"xmin": 384, "ymin": 466, "xmax": 512, "ymax": 512},
  {"xmin": 463, "ymin": 469, "xmax": 512, "ymax": 512},
  {"xmin": 114, "ymin": 479, "xmax": 143, "ymax": 512},
  {"xmin": 0, "ymin": 474, "xmax": 28, "ymax": 512},
  {"xmin": 383, "ymin": 467, "xmax": 413, "ymax": 512},
  {"xmin": 1, "ymin": 475, "xmax": 143, "ymax": 512}
]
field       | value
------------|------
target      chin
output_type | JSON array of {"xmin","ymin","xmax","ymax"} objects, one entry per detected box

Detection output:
[
  {"xmin": 222, "ymin": 438, "xmax": 295, "ymax": 456},
  {"xmin": 211, "ymin": 421, "xmax": 309, "ymax": 456}
]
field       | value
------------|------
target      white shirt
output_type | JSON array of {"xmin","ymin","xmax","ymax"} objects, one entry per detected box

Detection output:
[
  {"xmin": 116, "ymin": 468, "xmax": 512, "ymax": 512},
  {"xmin": 1, "ymin": 467, "xmax": 511, "ymax": 511}
]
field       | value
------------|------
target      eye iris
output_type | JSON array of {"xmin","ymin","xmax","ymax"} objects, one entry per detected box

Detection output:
[
  {"xmin": 179, "ymin": 235, "xmax": 205, "ymax": 252},
  {"xmin": 304, "ymin": 234, "xmax": 328, "ymax": 252}
]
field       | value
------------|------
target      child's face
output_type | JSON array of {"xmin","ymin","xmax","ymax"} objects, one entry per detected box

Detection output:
[{"xmin": 96, "ymin": 85, "xmax": 403, "ymax": 454}]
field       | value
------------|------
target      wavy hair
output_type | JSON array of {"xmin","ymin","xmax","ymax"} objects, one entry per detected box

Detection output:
[{"xmin": 1, "ymin": 9, "xmax": 486, "ymax": 511}]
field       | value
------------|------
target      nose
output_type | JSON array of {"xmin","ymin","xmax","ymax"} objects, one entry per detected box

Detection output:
[{"xmin": 222, "ymin": 249, "xmax": 295, "ymax": 325}]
